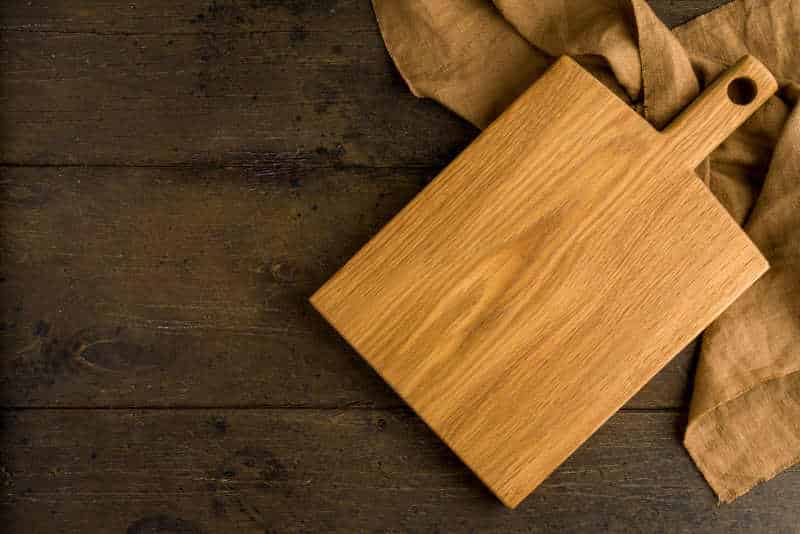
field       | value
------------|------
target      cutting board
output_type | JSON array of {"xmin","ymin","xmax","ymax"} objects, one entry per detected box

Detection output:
[{"xmin": 311, "ymin": 55, "xmax": 775, "ymax": 508}]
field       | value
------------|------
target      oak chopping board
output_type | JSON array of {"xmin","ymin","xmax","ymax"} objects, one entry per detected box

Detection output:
[{"xmin": 311, "ymin": 55, "xmax": 776, "ymax": 508}]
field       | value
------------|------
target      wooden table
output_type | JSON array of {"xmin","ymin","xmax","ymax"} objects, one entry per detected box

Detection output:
[{"xmin": 1, "ymin": 1, "xmax": 797, "ymax": 532}]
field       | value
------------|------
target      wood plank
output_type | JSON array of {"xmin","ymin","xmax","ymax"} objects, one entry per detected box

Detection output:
[
  {"xmin": 0, "ymin": 0, "xmax": 732, "ymax": 167},
  {"xmin": 0, "ymin": 165, "xmax": 695, "ymax": 408},
  {"xmin": 311, "ymin": 56, "xmax": 772, "ymax": 507},
  {"xmin": 1, "ymin": 409, "xmax": 797, "ymax": 533},
  {"xmin": 647, "ymin": 0, "xmax": 734, "ymax": 27},
  {"xmin": 0, "ymin": 0, "xmax": 475, "ymax": 167},
  {"xmin": 0, "ymin": 0, "xmax": 734, "ymax": 34},
  {"xmin": 0, "ymin": 0, "xmax": 381, "ymax": 34}
]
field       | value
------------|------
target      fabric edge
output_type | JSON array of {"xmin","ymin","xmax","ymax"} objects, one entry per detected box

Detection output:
[
  {"xmin": 684, "ymin": 368, "xmax": 800, "ymax": 502},
  {"xmin": 370, "ymin": 0, "xmax": 425, "ymax": 99}
]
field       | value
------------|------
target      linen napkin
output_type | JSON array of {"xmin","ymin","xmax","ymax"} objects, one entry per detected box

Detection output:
[{"xmin": 371, "ymin": 0, "xmax": 799, "ymax": 502}]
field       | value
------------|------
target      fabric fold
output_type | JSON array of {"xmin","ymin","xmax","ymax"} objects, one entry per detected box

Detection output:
[
  {"xmin": 372, "ymin": 0, "xmax": 551, "ymax": 128},
  {"xmin": 371, "ymin": 0, "xmax": 799, "ymax": 502}
]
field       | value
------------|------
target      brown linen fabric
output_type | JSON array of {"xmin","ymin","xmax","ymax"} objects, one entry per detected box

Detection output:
[{"xmin": 371, "ymin": 0, "xmax": 800, "ymax": 502}]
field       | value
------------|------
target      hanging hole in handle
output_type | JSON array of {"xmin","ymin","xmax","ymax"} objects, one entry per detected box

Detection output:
[{"xmin": 727, "ymin": 77, "xmax": 758, "ymax": 105}]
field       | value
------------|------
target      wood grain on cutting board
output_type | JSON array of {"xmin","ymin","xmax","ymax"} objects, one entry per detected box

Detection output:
[{"xmin": 311, "ymin": 56, "xmax": 775, "ymax": 507}]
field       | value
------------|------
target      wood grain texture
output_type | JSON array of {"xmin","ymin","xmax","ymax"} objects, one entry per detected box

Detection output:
[
  {"xmin": 2, "ymin": 409, "xmax": 799, "ymax": 534},
  {"xmin": 312, "ymin": 56, "xmax": 774, "ymax": 507}
]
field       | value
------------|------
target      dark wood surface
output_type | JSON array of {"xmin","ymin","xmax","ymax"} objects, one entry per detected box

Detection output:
[{"xmin": 1, "ymin": 0, "xmax": 796, "ymax": 532}]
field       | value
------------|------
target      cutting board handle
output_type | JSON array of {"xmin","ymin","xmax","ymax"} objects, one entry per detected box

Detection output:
[{"xmin": 662, "ymin": 55, "xmax": 777, "ymax": 169}]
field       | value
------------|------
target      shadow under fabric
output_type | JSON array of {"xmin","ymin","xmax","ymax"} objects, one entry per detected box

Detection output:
[{"xmin": 371, "ymin": 0, "xmax": 800, "ymax": 503}]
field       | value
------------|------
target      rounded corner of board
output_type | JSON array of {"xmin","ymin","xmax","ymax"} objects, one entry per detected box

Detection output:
[
  {"xmin": 549, "ymin": 55, "xmax": 580, "ymax": 72},
  {"xmin": 308, "ymin": 289, "xmax": 325, "ymax": 309},
  {"xmin": 499, "ymin": 495, "xmax": 523, "ymax": 510}
]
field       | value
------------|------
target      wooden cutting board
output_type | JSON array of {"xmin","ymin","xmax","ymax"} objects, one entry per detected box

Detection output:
[{"xmin": 311, "ymin": 55, "xmax": 775, "ymax": 508}]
